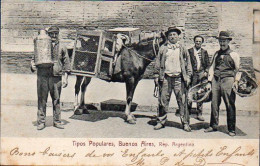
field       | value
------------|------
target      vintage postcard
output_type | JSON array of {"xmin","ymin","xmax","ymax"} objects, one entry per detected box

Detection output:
[{"xmin": 1, "ymin": 1, "xmax": 260, "ymax": 165}]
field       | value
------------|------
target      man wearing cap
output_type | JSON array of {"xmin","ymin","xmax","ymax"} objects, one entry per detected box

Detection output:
[
  {"xmin": 204, "ymin": 31, "xmax": 241, "ymax": 136},
  {"xmin": 188, "ymin": 35, "xmax": 210, "ymax": 121},
  {"xmin": 31, "ymin": 26, "xmax": 71, "ymax": 130},
  {"xmin": 154, "ymin": 27, "xmax": 193, "ymax": 132}
]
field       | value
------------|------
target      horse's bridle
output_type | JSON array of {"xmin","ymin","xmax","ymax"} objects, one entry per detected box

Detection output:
[
  {"xmin": 152, "ymin": 37, "xmax": 160, "ymax": 57},
  {"xmin": 122, "ymin": 37, "xmax": 160, "ymax": 62}
]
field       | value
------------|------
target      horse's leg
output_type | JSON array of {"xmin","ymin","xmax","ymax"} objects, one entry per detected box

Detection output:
[
  {"xmin": 74, "ymin": 75, "xmax": 83, "ymax": 111},
  {"xmin": 125, "ymin": 78, "xmax": 138, "ymax": 124},
  {"xmin": 79, "ymin": 77, "xmax": 91, "ymax": 111}
]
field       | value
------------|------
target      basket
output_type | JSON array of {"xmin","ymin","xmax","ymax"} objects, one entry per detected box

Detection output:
[
  {"xmin": 188, "ymin": 81, "xmax": 212, "ymax": 103},
  {"xmin": 233, "ymin": 70, "xmax": 258, "ymax": 97}
]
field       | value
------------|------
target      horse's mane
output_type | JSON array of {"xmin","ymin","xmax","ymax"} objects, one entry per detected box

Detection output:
[{"xmin": 129, "ymin": 37, "xmax": 155, "ymax": 51}]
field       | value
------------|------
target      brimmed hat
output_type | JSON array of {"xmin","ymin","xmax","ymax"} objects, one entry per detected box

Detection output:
[
  {"xmin": 48, "ymin": 26, "xmax": 60, "ymax": 33},
  {"xmin": 216, "ymin": 31, "xmax": 232, "ymax": 40},
  {"xmin": 165, "ymin": 27, "xmax": 181, "ymax": 36}
]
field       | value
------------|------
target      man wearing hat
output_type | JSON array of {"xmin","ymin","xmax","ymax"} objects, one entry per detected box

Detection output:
[
  {"xmin": 154, "ymin": 27, "xmax": 193, "ymax": 132},
  {"xmin": 204, "ymin": 31, "xmax": 241, "ymax": 136},
  {"xmin": 188, "ymin": 35, "xmax": 210, "ymax": 121},
  {"xmin": 31, "ymin": 26, "xmax": 71, "ymax": 130}
]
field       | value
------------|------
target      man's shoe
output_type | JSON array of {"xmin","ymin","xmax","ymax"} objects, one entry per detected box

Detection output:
[
  {"xmin": 183, "ymin": 124, "xmax": 192, "ymax": 132},
  {"xmin": 54, "ymin": 123, "xmax": 64, "ymax": 129},
  {"xmin": 204, "ymin": 127, "xmax": 217, "ymax": 133},
  {"xmin": 196, "ymin": 115, "xmax": 205, "ymax": 121},
  {"xmin": 154, "ymin": 123, "xmax": 165, "ymax": 130},
  {"xmin": 37, "ymin": 123, "xmax": 45, "ymax": 130},
  {"xmin": 228, "ymin": 132, "xmax": 236, "ymax": 137}
]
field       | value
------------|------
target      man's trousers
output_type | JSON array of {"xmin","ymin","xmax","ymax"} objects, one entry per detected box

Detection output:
[
  {"xmin": 188, "ymin": 71, "xmax": 205, "ymax": 115},
  {"xmin": 210, "ymin": 76, "xmax": 236, "ymax": 132},
  {"xmin": 37, "ymin": 68, "xmax": 62, "ymax": 125},
  {"xmin": 157, "ymin": 74, "xmax": 189, "ymax": 125}
]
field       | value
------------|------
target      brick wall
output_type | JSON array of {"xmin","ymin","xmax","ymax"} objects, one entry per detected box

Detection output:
[
  {"xmin": 1, "ymin": 1, "xmax": 259, "ymax": 76},
  {"xmin": 0, "ymin": 2, "xmax": 242, "ymax": 53}
]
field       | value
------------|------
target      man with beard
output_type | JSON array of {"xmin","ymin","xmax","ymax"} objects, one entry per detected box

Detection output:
[{"xmin": 31, "ymin": 26, "xmax": 70, "ymax": 130}]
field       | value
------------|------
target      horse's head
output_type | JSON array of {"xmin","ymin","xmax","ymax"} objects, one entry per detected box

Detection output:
[
  {"xmin": 138, "ymin": 31, "xmax": 166, "ymax": 59},
  {"xmin": 115, "ymin": 34, "xmax": 130, "ymax": 52},
  {"xmin": 114, "ymin": 31, "xmax": 166, "ymax": 62},
  {"xmin": 151, "ymin": 31, "xmax": 166, "ymax": 56}
]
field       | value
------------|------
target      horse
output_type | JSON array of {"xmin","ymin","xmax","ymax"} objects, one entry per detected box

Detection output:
[{"xmin": 74, "ymin": 31, "xmax": 165, "ymax": 124}]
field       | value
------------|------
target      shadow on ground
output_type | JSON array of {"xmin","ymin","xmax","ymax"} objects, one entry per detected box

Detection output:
[
  {"xmin": 69, "ymin": 107, "xmax": 247, "ymax": 136},
  {"xmin": 69, "ymin": 109, "xmax": 155, "ymax": 122},
  {"xmin": 217, "ymin": 125, "xmax": 247, "ymax": 136},
  {"xmin": 147, "ymin": 116, "xmax": 247, "ymax": 136}
]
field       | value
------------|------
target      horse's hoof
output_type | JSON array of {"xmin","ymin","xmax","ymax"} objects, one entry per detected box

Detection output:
[
  {"xmin": 131, "ymin": 115, "xmax": 137, "ymax": 121},
  {"xmin": 129, "ymin": 113, "xmax": 136, "ymax": 121},
  {"xmin": 126, "ymin": 119, "xmax": 136, "ymax": 124},
  {"xmin": 74, "ymin": 109, "xmax": 83, "ymax": 115}
]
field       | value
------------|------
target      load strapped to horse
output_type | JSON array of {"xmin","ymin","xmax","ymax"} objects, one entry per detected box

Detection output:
[
  {"xmin": 70, "ymin": 29, "xmax": 115, "ymax": 80},
  {"xmin": 70, "ymin": 28, "xmax": 151, "ymax": 81}
]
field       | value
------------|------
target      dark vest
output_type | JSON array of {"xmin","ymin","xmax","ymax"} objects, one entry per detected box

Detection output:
[
  {"xmin": 214, "ymin": 48, "xmax": 236, "ymax": 79},
  {"xmin": 52, "ymin": 42, "xmax": 60, "ymax": 61}
]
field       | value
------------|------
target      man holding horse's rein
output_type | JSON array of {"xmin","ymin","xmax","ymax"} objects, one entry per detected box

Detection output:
[
  {"xmin": 31, "ymin": 26, "xmax": 70, "ymax": 130},
  {"xmin": 154, "ymin": 27, "xmax": 193, "ymax": 132}
]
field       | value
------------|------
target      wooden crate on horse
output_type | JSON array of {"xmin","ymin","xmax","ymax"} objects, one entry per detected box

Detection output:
[
  {"xmin": 70, "ymin": 30, "xmax": 116, "ymax": 81},
  {"xmin": 107, "ymin": 27, "xmax": 141, "ymax": 45}
]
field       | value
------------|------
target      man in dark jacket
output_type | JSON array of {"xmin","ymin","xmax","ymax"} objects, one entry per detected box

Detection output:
[
  {"xmin": 204, "ymin": 31, "xmax": 241, "ymax": 136},
  {"xmin": 188, "ymin": 35, "xmax": 210, "ymax": 121},
  {"xmin": 31, "ymin": 26, "xmax": 71, "ymax": 130},
  {"xmin": 154, "ymin": 27, "xmax": 193, "ymax": 132}
]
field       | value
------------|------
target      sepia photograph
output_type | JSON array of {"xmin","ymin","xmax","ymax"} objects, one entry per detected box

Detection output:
[{"xmin": 1, "ymin": 1, "xmax": 259, "ymax": 165}]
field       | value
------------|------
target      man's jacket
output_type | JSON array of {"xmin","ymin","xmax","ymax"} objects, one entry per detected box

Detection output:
[
  {"xmin": 188, "ymin": 47, "xmax": 210, "ymax": 73},
  {"xmin": 207, "ymin": 47, "xmax": 241, "ymax": 82},
  {"xmin": 154, "ymin": 42, "xmax": 193, "ymax": 84}
]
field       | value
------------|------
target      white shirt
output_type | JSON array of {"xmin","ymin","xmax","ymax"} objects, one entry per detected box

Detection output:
[
  {"xmin": 165, "ymin": 42, "xmax": 181, "ymax": 76},
  {"xmin": 193, "ymin": 47, "xmax": 202, "ymax": 71}
]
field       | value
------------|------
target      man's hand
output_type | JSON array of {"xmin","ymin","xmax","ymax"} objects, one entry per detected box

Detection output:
[{"xmin": 233, "ymin": 80, "xmax": 239, "ymax": 90}]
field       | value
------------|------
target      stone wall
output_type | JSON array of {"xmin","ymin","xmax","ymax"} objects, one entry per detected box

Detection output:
[
  {"xmin": 1, "ymin": 1, "xmax": 259, "ymax": 77},
  {"xmin": 1, "ymin": 1, "xmax": 226, "ymax": 53}
]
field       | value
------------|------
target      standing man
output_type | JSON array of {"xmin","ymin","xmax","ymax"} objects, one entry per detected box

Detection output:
[
  {"xmin": 154, "ymin": 27, "xmax": 193, "ymax": 132},
  {"xmin": 188, "ymin": 35, "xmax": 210, "ymax": 121},
  {"xmin": 31, "ymin": 26, "xmax": 71, "ymax": 130},
  {"xmin": 204, "ymin": 31, "xmax": 241, "ymax": 136}
]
